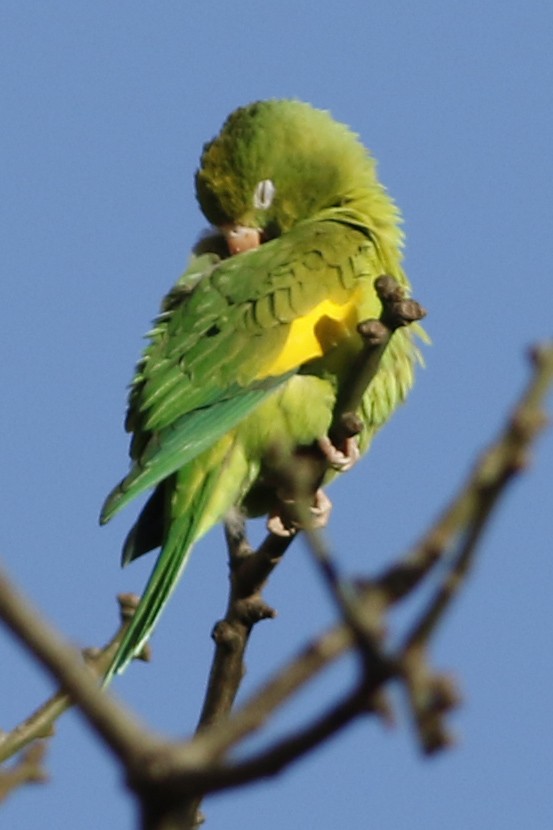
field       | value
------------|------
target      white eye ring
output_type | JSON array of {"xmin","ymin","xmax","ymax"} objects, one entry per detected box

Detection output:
[{"xmin": 253, "ymin": 179, "xmax": 276, "ymax": 210}]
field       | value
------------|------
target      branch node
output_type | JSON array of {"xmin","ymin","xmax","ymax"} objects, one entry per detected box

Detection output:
[
  {"xmin": 356, "ymin": 318, "xmax": 389, "ymax": 345},
  {"xmin": 528, "ymin": 340, "xmax": 553, "ymax": 367},
  {"xmin": 374, "ymin": 274, "xmax": 427, "ymax": 329},
  {"xmin": 0, "ymin": 742, "xmax": 48, "ymax": 803},
  {"xmin": 236, "ymin": 596, "xmax": 277, "ymax": 626},
  {"xmin": 427, "ymin": 674, "xmax": 463, "ymax": 715},
  {"xmin": 338, "ymin": 411, "xmax": 364, "ymax": 438},
  {"xmin": 211, "ymin": 621, "xmax": 242, "ymax": 650},
  {"xmin": 362, "ymin": 688, "xmax": 396, "ymax": 727},
  {"xmin": 117, "ymin": 593, "xmax": 141, "ymax": 621}
]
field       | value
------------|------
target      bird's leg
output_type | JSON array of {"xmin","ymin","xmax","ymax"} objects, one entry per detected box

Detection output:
[
  {"xmin": 224, "ymin": 507, "xmax": 253, "ymax": 561},
  {"xmin": 318, "ymin": 434, "xmax": 360, "ymax": 472}
]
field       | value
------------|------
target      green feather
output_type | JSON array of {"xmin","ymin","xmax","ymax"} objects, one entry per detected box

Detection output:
[
  {"xmin": 100, "ymin": 377, "xmax": 289, "ymax": 524},
  {"xmin": 103, "ymin": 464, "xmax": 220, "ymax": 683}
]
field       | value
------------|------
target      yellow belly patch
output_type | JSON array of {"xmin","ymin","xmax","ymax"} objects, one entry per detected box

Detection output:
[{"xmin": 263, "ymin": 296, "xmax": 360, "ymax": 377}]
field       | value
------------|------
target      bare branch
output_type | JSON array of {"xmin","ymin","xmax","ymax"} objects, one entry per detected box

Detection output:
[
  {"xmin": 188, "ymin": 621, "xmax": 355, "ymax": 761},
  {"xmin": 331, "ymin": 274, "xmax": 426, "ymax": 444},
  {"xmin": 189, "ymin": 685, "xmax": 370, "ymax": 795},
  {"xmin": 2, "ymin": 339, "xmax": 550, "ymax": 830},
  {"xmin": 398, "ymin": 341, "xmax": 553, "ymax": 752}
]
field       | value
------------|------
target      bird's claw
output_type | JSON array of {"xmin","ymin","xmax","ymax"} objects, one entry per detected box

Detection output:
[
  {"xmin": 310, "ymin": 488, "xmax": 332, "ymax": 528},
  {"xmin": 318, "ymin": 435, "xmax": 360, "ymax": 472},
  {"xmin": 266, "ymin": 488, "xmax": 332, "ymax": 536},
  {"xmin": 267, "ymin": 505, "xmax": 297, "ymax": 537}
]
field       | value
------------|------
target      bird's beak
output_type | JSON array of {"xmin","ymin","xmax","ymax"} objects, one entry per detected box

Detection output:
[{"xmin": 222, "ymin": 224, "xmax": 261, "ymax": 255}]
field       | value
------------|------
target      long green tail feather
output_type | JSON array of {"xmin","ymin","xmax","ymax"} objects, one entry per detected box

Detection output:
[{"xmin": 103, "ymin": 467, "xmax": 219, "ymax": 685}]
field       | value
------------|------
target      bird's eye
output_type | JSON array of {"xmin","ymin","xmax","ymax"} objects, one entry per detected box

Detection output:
[{"xmin": 253, "ymin": 179, "xmax": 276, "ymax": 210}]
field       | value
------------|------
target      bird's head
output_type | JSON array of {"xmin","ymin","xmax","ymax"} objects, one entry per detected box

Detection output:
[{"xmin": 195, "ymin": 99, "xmax": 382, "ymax": 254}]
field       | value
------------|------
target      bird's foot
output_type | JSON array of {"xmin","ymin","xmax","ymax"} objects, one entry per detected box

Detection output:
[
  {"xmin": 318, "ymin": 435, "xmax": 360, "ymax": 472},
  {"xmin": 310, "ymin": 488, "xmax": 332, "ymax": 527},
  {"xmin": 267, "ymin": 507, "xmax": 296, "ymax": 538},
  {"xmin": 266, "ymin": 488, "xmax": 333, "ymax": 537}
]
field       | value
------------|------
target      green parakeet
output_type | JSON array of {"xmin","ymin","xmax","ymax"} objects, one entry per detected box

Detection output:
[{"xmin": 100, "ymin": 99, "xmax": 423, "ymax": 682}]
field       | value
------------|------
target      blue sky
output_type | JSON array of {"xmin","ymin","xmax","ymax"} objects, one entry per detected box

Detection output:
[{"xmin": 1, "ymin": 2, "xmax": 552, "ymax": 828}]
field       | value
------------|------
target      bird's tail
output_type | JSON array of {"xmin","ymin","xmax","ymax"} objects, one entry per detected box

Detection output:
[{"xmin": 102, "ymin": 462, "xmax": 222, "ymax": 685}]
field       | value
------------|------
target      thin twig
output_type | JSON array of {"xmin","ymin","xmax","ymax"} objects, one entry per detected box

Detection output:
[
  {"xmin": 330, "ymin": 274, "xmax": 426, "ymax": 444},
  {"xmin": 400, "ymin": 342, "xmax": 553, "ymax": 654},
  {"xmin": 0, "ymin": 594, "xmax": 146, "ymax": 764},
  {"xmin": 0, "ymin": 569, "xmax": 160, "ymax": 768},
  {"xmin": 398, "ymin": 342, "xmax": 553, "ymax": 752},
  {"xmin": 186, "ymin": 621, "xmax": 355, "ymax": 761},
  {"xmin": 196, "ymin": 520, "xmax": 293, "ymax": 734},
  {"xmin": 189, "ymin": 685, "xmax": 371, "ymax": 795}
]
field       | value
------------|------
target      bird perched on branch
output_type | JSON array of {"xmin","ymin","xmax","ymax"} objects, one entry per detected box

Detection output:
[{"xmin": 100, "ymin": 99, "xmax": 425, "ymax": 682}]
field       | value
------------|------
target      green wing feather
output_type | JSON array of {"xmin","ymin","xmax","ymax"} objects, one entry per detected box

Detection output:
[{"xmin": 100, "ymin": 379, "xmax": 290, "ymax": 523}]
